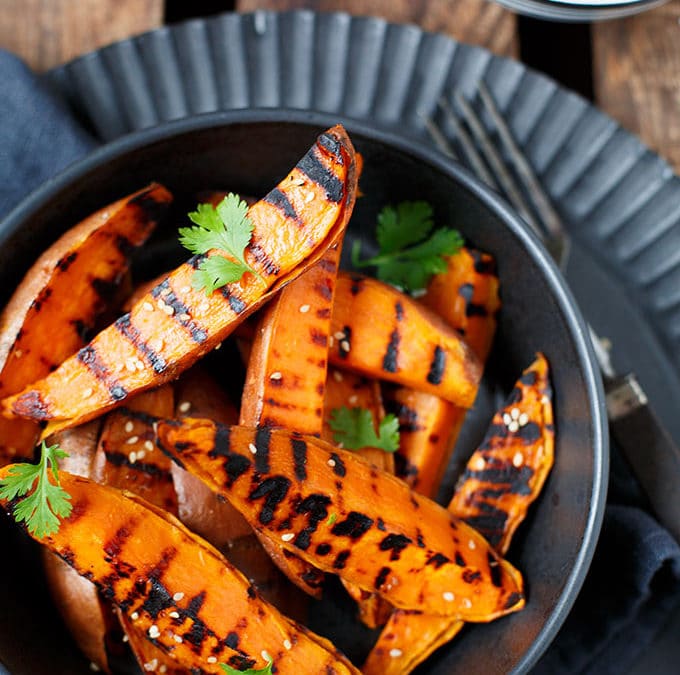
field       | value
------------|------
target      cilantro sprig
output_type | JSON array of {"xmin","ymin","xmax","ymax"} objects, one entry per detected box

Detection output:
[
  {"xmin": 329, "ymin": 406, "xmax": 400, "ymax": 453},
  {"xmin": 219, "ymin": 658, "xmax": 274, "ymax": 674},
  {"xmin": 351, "ymin": 201, "xmax": 464, "ymax": 292},
  {"xmin": 179, "ymin": 193, "xmax": 261, "ymax": 295},
  {"xmin": 0, "ymin": 441, "xmax": 71, "ymax": 539}
]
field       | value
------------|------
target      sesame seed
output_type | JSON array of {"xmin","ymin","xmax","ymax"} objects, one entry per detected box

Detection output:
[
  {"xmin": 249, "ymin": 443, "xmax": 258, "ymax": 455},
  {"xmin": 178, "ymin": 401, "xmax": 191, "ymax": 413},
  {"xmin": 207, "ymin": 656, "xmax": 217, "ymax": 664},
  {"xmin": 327, "ymin": 459, "xmax": 336, "ymax": 467},
  {"xmin": 518, "ymin": 412, "xmax": 529, "ymax": 426},
  {"xmin": 160, "ymin": 287, "xmax": 171, "ymax": 297},
  {"xmin": 283, "ymin": 639, "xmax": 292, "ymax": 650},
  {"xmin": 159, "ymin": 667, "xmax": 167, "ymax": 674},
  {"xmin": 162, "ymin": 303, "xmax": 175, "ymax": 316},
  {"xmin": 304, "ymin": 191, "xmax": 315, "ymax": 203},
  {"xmin": 173, "ymin": 634, "xmax": 183, "ymax": 644},
  {"xmin": 510, "ymin": 407, "xmax": 520, "ymax": 420},
  {"xmin": 329, "ymin": 336, "xmax": 334, "ymax": 347},
  {"xmin": 508, "ymin": 421, "xmax": 519, "ymax": 433},
  {"xmin": 180, "ymin": 286, "xmax": 191, "ymax": 294},
  {"xmin": 442, "ymin": 591, "xmax": 455, "ymax": 602},
  {"xmin": 125, "ymin": 359, "xmax": 137, "ymax": 372},
  {"xmin": 411, "ymin": 288, "xmax": 427, "ymax": 298},
  {"xmin": 269, "ymin": 371, "xmax": 282, "ymax": 380},
  {"xmin": 144, "ymin": 440, "xmax": 154, "ymax": 451},
  {"xmin": 291, "ymin": 177, "xmax": 306, "ymax": 186},
  {"xmin": 333, "ymin": 370, "xmax": 343, "ymax": 382},
  {"xmin": 137, "ymin": 450, "xmax": 146, "ymax": 460},
  {"xmin": 348, "ymin": 395, "xmax": 358, "ymax": 405},
  {"xmin": 173, "ymin": 592, "xmax": 184, "ymax": 601},
  {"xmin": 89, "ymin": 663, "xmax": 101, "ymax": 672},
  {"xmin": 177, "ymin": 313, "xmax": 190, "ymax": 322},
  {"xmin": 472, "ymin": 455, "xmax": 485, "ymax": 471},
  {"xmin": 462, "ymin": 598, "xmax": 472, "ymax": 609},
  {"xmin": 143, "ymin": 658, "xmax": 158, "ymax": 672},
  {"xmin": 14, "ymin": 350, "xmax": 22, "ymax": 358},
  {"xmin": 389, "ymin": 649, "xmax": 403, "ymax": 658},
  {"xmin": 130, "ymin": 611, "xmax": 139, "ymax": 620},
  {"xmin": 513, "ymin": 452, "xmax": 524, "ymax": 467},
  {"xmin": 214, "ymin": 342, "xmax": 222, "ymax": 350},
  {"xmin": 126, "ymin": 436, "xmax": 139, "ymax": 445},
  {"xmin": 299, "ymin": 304, "xmax": 311, "ymax": 313},
  {"xmin": 148, "ymin": 625, "xmax": 160, "ymax": 639},
  {"xmin": 261, "ymin": 650, "xmax": 271, "ymax": 662},
  {"xmin": 82, "ymin": 387, "xmax": 93, "ymax": 398},
  {"xmin": 502, "ymin": 412, "xmax": 512, "ymax": 426},
  {"xmin": 129, "ymin": 452, "xmax": 137, "ymax": 464},
  {"xmin": 142, "ymin": 302, "xmax": 154, "ymax": 311},
  {"xmin": 169, "ymin": 611, "xmax": 180, "ymax": 619},
  {"xmin": 340, "ymin": 340, "xmax": 350, "ymax": 352},
  {"xmin": 122, "ymin": 634, "xmax": 129, "ymax": 643},
  {"xmin": 468, "ymin": 539, "xmax": 476, "ymax": 550},
  {"xmin": 150, "ymin": 338, "xmax": 164, "ymax": 352},
  {"xmin": 135, "ymin": 358, "xmax": 145, "ymax": 371},
  {"xmin": 125, "ymin": 421, "xmax": 134, "ymax": 433},
  {"xmin": 281, "ymin": 532, "xmax": 295, "ymax": 542}
]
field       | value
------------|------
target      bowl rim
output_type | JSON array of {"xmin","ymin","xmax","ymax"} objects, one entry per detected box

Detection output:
[{"xmin": 0, "ymin": 108, "xmax": 608, "ymax": 674}]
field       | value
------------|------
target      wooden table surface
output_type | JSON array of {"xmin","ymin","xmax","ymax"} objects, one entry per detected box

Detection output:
[{"xmin": 1, "ymin": 0, "xmax": 680, "ymax": 173}]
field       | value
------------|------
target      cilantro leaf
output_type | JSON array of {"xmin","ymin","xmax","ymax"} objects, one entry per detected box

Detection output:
[
  {"xmin": 328, "ymin": 407, "xmax": 400, "ymax": 453},
  {"xmin": 219, "ymin": 657, "xmax": 274, "ymax": 674},
  {"xmin": 0, "ymin": 441, "xmax": 72, "ymax": 539},
  {"xmin": 352, "ymin": 200, "xmax": 464, "ymax": 292},
  {"xmin": 178, "ymin": 193, "xmax": 260, "ymax": 295}
]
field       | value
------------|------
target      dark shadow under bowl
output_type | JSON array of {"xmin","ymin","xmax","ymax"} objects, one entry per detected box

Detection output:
[{"xmin": 0, "ymin": 109, "xmax": 607, "ymax": 675}]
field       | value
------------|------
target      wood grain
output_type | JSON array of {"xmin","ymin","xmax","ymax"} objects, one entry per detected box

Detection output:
[
  {"xmin": 0, "ymin": 0, "xmax": 164, "ymax": 72},
  {"xmin": 236, "ymin": 0, "xmax": 518, "ymax": 57},
  {"xmin": 593, "ymin": 0, "xmax": 680, "ymax": 172}
]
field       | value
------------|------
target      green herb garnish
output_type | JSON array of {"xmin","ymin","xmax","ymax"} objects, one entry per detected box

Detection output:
[
  {"xmin": 219, "ymin": 657, "xmax": 274, "ymax": 674},
  {"xmin": 327, "ymin": 513, "xmax": 338, "ymax": 526},
  {"xmin": 179, "ymin": 193, "xmax": 260, "ymax": 295},
  {"xmin": 0, "ymin": 441, "xmax": 71, "ymax": 538},
  {"xmin": 329, "ymin": 406, "xmax": 400, "ymax": 453},
  {"xmin": 351, "ymin": 201, "xmax": 463, "ymax": 292}
]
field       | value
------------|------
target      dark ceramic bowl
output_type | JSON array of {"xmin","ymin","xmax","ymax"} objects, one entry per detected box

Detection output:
[{"xmin": 0, "ymin": 110, "xmax": 607, "ymax": 674}]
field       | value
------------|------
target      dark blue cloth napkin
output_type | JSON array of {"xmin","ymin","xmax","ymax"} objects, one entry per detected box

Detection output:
[{"xmin": 2, "ymin": 47, "xmax": 680, "ymax": 674}]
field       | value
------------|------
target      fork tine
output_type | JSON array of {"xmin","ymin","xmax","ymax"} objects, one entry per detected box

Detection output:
[
  {"xmin": 451, "ymin": 92, "xmax": 542, "ymax": 236},
  {"xmin": 477, "ymin": 82, "xmax": 564, "ymax": 244}
]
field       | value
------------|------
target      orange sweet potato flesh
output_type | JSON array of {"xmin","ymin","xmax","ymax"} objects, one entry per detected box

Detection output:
[
  {"xmin": 4, "ymin": 125, "xmax": 359, "ymax": 433},
  {"xmin": 156, "ymin": 420, "xmax": 524, "ymax": 620},
  {"xmin": 0, "ymin": 470, "xmax": 359, "ymax": 674},
  {"xmin": 388, "ymin": 248, "xmax": 501, "ymax": 497},
  {"xmin": 363, "ymin": 354, "xmax": 554, "ymax": 674},
  {"xmin": 0, "ymin": 183, "xmax": 171, "ymax": 464},
  {"xmin": 328, "ymin": 273, "xmax": 481, "ymax": 407}
]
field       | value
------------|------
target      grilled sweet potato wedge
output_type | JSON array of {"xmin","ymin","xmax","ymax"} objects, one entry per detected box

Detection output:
[
  {"xmin": 0, "ymin": 470, "xmax": 359, "ymax": 674},
  {"xmin": 388, "ymin": 248, "xmax": 501, "ymax": 497},
  {"xmin": 328, "ymin": 273, "xmax": 481, "ymax": 407},
  {"xmin": 156, "ymin": 420, "xmax": 524, "ymax": 620},
  {"xmin": 0, "ymin": 183, "xmax": 170, "ymax": 464},
  {"xmin": 4, "ymin": 125, "xmax": 359, "ymax": 433},
  {"xmin": 363, "ymin": 354, "xmax": 554, "ymax": 674}
]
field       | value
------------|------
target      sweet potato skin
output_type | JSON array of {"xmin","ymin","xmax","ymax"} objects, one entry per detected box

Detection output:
[
  {"xmin": 4, "ymin": 125, "xmax": 359, "ymax": 433},
  {"xmin": 329, "ymin": 273, "xmax": 482, "ymax": 407},
  {"xmin": 0, "ymin": 469, "xmax": 359, "ymax": 674},
  {"xmin": 156, "ymin": 420, "xmax": 524, "ymax": 620},
  {"xmin": 0, "ymin": 183, "xmax": 170, "ymax": 464},
  {"xmin": 363, "ymin": 354, "xmax": 554, "ymax": 674}
]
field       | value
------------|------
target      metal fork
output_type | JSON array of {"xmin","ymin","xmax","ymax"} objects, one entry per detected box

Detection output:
[{"xmin": 423, "ymin": 83, "xmax": 680, "ymax": 544}]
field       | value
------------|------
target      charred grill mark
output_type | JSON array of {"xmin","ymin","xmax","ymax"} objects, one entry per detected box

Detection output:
[
  {"xmin": 316, "ymin": 307, "xmax": 331, "ymax": 319},
  {"xmin": 395, "ymin": 300, "xmax": 404, "ymax": 321},
  {"xmin": 30, "ymin": 287, "xmax": 51, "ymax": 312},
  {"xmin": 55, "ymin": 251, "xmax": 78, "ymax": 272},
  {"xmin": 295, "ymin": 493, "xmax": 331, "ymax": 551},
  {"xmin": 374, "ymin": 566, "xmax": 391, "ymax": 590},
  {"xmin": 331, "ymin": 511, "xmax": 373, "ymax": 540},
  {"xmin": 188, "ymin": 254, "xmax": 206, "ymax": 270},
  {"xmin": 77, "ymin": 345, "xmax": 128, "ymax": 402},
  {"xmin": 150, "ymin": 281, "xmax": 207, "ymax": 343},
  {"xmin": 314, "ymin": 280, "xmax": 333, "ymax": 301},
  {"xmin": 520, "ymin": 370, "xmax": 538, "ymax": 386},
  {"xmin": 114, "ymin": 314, "xmax": 167, "ymax": 373},
  {"xmin": 377, "ymin": 518, "xmax": 386, "ymax": 531},
  {"xmin": 226, "ymin": 655, "xmax": 257, "ymax": 671},
  {"xmin": 254, "ymin": 426, "xmax": 272, "ymax": 474},
  {"xmin": 426, "ymin": 346, "xmax": 446, "ymax": 385},
  {"xmin": 103, "ymin": 451, "xmax": 173, "ymax": 480},
  {"xmin": 291, "ymin": 437, "xmax": 308, "ymax": 481},
  {"xmin": 139, "ymin": 577, "xmax": 173, "ymax": 619},
  {"xmin": 130, "ymin": 189, "xmax": 171, "ymax": 225},
  {"xmin": 505, "ymin": 592, "xmax": 523, "ymax": 610},
  {"xmin": 301, "ymin": 568, "xmax": 325, "ymax": 588},
  {"xmin": 247, "ymin": 238, "xmax": 280, "ymax": 276},
  {"xmin": 103, "ymin": 522, "xmax": 135, "ymax": 559},
  {"xmin": 488, "ymin": 552, "xmax": 502, "ymax": 587},
  {"xmin": 264, "ymin": 188, "xmax": 301, "ymax": 223},
  {"xmin": 382, "ymin": 329, "xmax": 400, "ymax": 373},
  {"xmin": 462, "ymin": 569, "xmax": 482, "ymax": 584},
  {"xmin": 454, "ymin": 551, "xmax": 467, "ymax": 567},
  {"xmin": 71, "ymin": 318, "xmax": 94, "ymax": 343},
  {"xmin": 248, "ymin": 475, "xmax": 291, "ymax": 525},
  {"xmin": 349, "ymin": 275, "xmax": 363, "ymax": 296},
  {"xmin": 329, "ymin": 452, "xmax": 346, "ymax": 477},
  {"xmin": 210, "ymin": 426, "xmax": 251, "ymax": 486},
  {"xmin": 316, "ymin": 543, "xmax": 332, "ymax": 556},
  {"xmin": 224, "ymin": 632, "xmax": 239, "ymax": 649},
  {"xmin": 466, "ymin": 303, "xmax": 489, "ymax": 318},
  {"xmin": 427, "ymin": 552, "xmax": 450, "ymax": 569},
  {"xmin": 12, "ymin": 390, "xmax": 49, "ymax": 419},
  {"xmin": 459, "ymin": 283, "xmax": 474, "ymax": 304},
  {"xmin": 462, "ymin": 512, "xmax": 508, "ymax": 548},
  {"xmin": 297, "ymin": 147, "xmax": 343, "ymax": 203},
  {"xmin": 462, "ymin": 463, "xmax": 534, "ymax": 496},
  {"xmin": 183, "ymin": 592, "xmax": 209, "ymax": 648},
  {"xmin": 470, "ymin": 249, "xmax": 496, "ymax": 275},
  {"xmin": 379, "ymin": 533, "xmax": 412, "ymax": 561},
  {"xmin": 310, "ymin": 327, "xmax": 328, "ymax": 347},
  {"xmin": 92, "ymin": 277, "xmax": 119, "ymax": 302},
  {"xmin": 516, "ymin": 421, "xmax": 541, "ymax": 443},
  {"xmin": 333, "ymin": 550, "xmax": 351, "ymax": 569},
  {"xmin": 318, "ymin": 132, "xmax": 344, "ymax": 165}
]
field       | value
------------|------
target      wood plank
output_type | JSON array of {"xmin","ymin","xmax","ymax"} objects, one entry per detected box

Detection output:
[
  {"xmin": 236, "ymin": 0, "xmax": 518, "ymax": 58},
  {"xmin": 593, "ymin": 0, "xmax": 680, "ymax": 172},
  {"xmin": 0, "ymin": 0, "xmax": 164, "ymax": 72}
]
